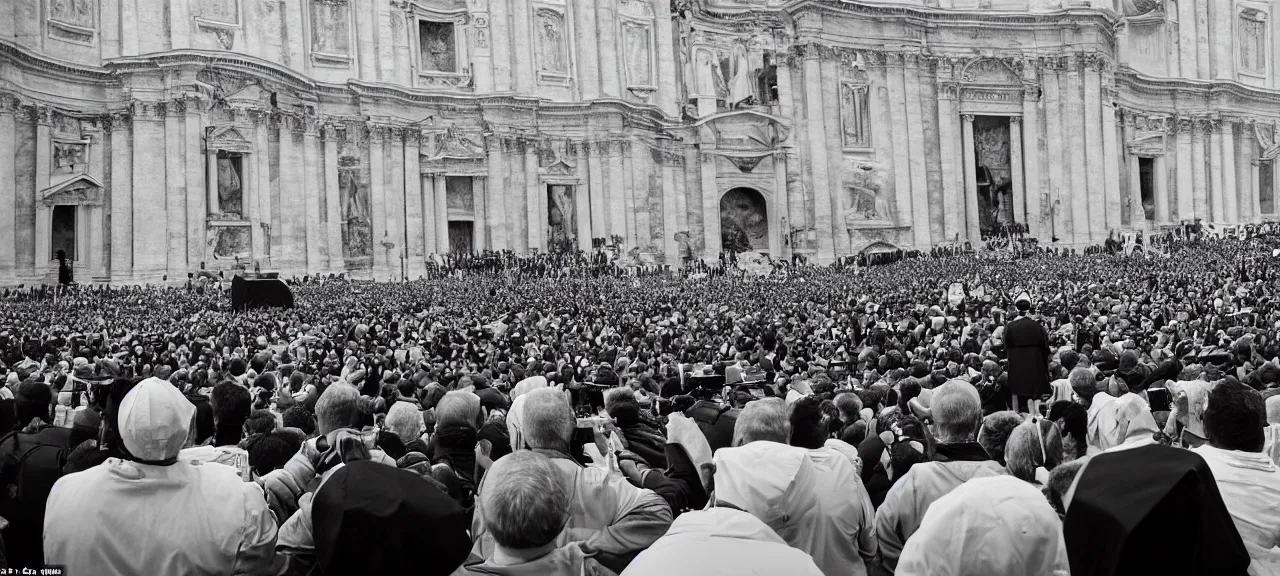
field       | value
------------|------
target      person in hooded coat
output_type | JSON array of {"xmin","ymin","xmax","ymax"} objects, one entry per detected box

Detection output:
[
  {"xmin": 1063, "ymin": 444, "xmax": 1251, "ymax": 576},
  {"xmin": 44, "ymin": 377, "xmax": 279, "ymax": 575},
  {"xmin": 1004, "ymin": 293, "xmax": 1051, "ymax": 414},
  {"xmin": 896, "ymin": 475, "xmax": 1070, "ymax": 576}
]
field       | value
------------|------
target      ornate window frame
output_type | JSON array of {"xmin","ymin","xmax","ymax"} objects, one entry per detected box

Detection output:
[
  {"xmin": 205, "ymin": 124, "xmax": 255, "ymax": 222},
  {"xmin": 840, "ymin": 82, "xmax": 872, "ymax": 151},
  {"xmin": 45, "ymin": 0, "xmax": 97, "ymax": 46},
  {"xmin": 307, "ymin": 0, "xmax": 356, "ymax": 69},
  {"xmin": 1237, "ymin": 3, "xmax": 1270, "ymax": 81},
  {"xmin": 409, "ymin": 3, "xmax": 472, "ymax": 89},
  {"xmin": 617, "ymin": 11, "xmax": 656, "ymax": 100},
  {"xmin": 532, "ymin": 3, "xmax": 576, "ymax": 87}
]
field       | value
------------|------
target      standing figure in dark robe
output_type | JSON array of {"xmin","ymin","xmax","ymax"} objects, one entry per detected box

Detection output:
[{"xmin": 1004, "ymin": 291, "xmax": 1050, "ymax": 415}]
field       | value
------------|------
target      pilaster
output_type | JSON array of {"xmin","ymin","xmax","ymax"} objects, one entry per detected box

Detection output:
[
  {"xmin": 587, "ymin": 142, "xmax": 607, "ymax": 244},
  {"xmin": 654, "ymin": 0, "xmax": 678, "ymax": 117},
  {"xmin": 1066, "ymin": 61, "xmax": 1089, "ymax": 244},
  {"xmin": 1154, "ymin": 154, "xmax": 1169, "ymax": 225},
  {"xmin": 256, "ymin": 116, "xmax": 273, "ymax": 267},
  {"xmin": 303, "ymin": 119, "xmax": 325, "ymax": 272},
  {"xmin": 433, "ymin": 174, "xmax": 448, "ymax": 253},
  {"xmin": 1101, "ymin": 85, "xmax": 1122, "ymax": 234},
  {"xmin": 368, "ymin": 125, "xmax": 389, "ymax": 274},
  {"xmin": 384, "ymin": 127, "xmax": 407, "ymax": 272},
  {"xmin": 1194, "ymin": 0, "xmax": 1210, "ymax": 79},
  {"xmin": 621, "ymin": 141, "xmax": 636, "ymax": 249},
  {"xmin": 888, "ymin": 54, "xmax": 924, "ymax": 247},
  {"xmin": 183, "ymin": 99, "xmax": 204, "ymax": 270},
  {"xmin": 403, "ymin": 131, "xmax": 423, "ymax": 274},
  {"xmin": 1084, "ymin": 61, "xmax": 1106, "ymax": 241},
  {"xmin": 1210, "ymin": 120, "xmax": 1225, "ymax": 222},
  {"xmin": 501, "ymin": 0, "xmax": 524, "ymax": 92},
  {"xmin": 110, "ymin": 111, "xmax": 133, "ymax": 276},
  {"xmin": 1222, "ymin": 121, "xmax": 1238, "ymax": 223},
  {"xmin": 35, "ymin": 107, "xmax": 52, "ymax": 272},
  {"xmin": 802, "ymin": 49, "xmax": 835, "ymax": 261},
  {"xmin": 323, "ymin": 123, "xmax": 344, "ymax": 272},
  {"xmin": 1021, "ymin": 75, "xmax": 1042, "ymax": 239},
  {"xmin": 525, "ymin": 144, "xmax": 541, "ymax": 251},
  {"xmin": 1179, "ymin": 1, "xmax": 1199, "ymax": 77},
  {"xmin": 131, "ymin": 101, "xmax": 167, "ymax": 279},
  {"xmin": 576, "ymin": 143, "xmax": 593, "ymax": 251},
  {"xmin": 1009, "ymin": 117, "xmax": 1025, "ymax": 227},
  {"xmin": 961, "ymin": 114, "xmax": 980, "ymax": 244},
  {"xmin": 1043, "ymin": 66, "xmax": 1066, "ymax": 243},
  {"xmin": 1176, "ymin": 118, "xmax": 1194, "ymax": 221},
  {"xmin": 1191, "ymin": 120, "xmax": 1208, "ymax": 221},
  {"xmin": 575, "ymin": 0, "xmax": 600, "ymax": 100},
  {"xmin": 487, "ymin": 136, "xmax": 508, "ymax": 250},
  {"xmin": 607, "ymin": 142, "xmax": 626, "ymax": 247},
  {"xmin": 934, "ymin": 59, "xmax": 961, "ymax": 244},
  {"xmin": 0, "ymin": 97, "xmax": 16, "ymax": 273}
]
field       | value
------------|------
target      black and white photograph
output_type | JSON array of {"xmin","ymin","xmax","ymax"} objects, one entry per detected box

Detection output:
[{"xmin": 2, "ymin": 0, "xmax": 1280, "ymax": 574}]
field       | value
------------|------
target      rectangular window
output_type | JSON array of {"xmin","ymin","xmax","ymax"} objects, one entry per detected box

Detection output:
[
  {"xmin": 419, "ymin": 20, "xmax": 457, "ymax": 73},
  {"xmin": 841, "ymin": 84, "xmax": 871, "ymax": 148},
  {"xmin": 1240, "ymin": 10, "xmax": 1268, "ymax": 74}
]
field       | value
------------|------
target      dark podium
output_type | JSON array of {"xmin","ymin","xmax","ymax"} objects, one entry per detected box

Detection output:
[{"xmin": 231, "ymin": 273, "xmax": 294, "ymax": 310}]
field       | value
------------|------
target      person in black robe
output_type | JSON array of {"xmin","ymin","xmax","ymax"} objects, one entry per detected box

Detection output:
[
  {"xmin": 1004, "ymin": 291, "xmax": 1050, "ymax": 415},
  {"xmin": 1063, "ymin": 445, "xmax": 1250, "ymax": 576}
]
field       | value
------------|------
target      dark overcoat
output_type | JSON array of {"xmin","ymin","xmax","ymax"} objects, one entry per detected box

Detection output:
[{"xmin": 1005, "ymin": 314, "xmax": 1051, "ymax": 398}]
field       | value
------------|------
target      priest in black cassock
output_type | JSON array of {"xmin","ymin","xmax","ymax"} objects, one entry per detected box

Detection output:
[{"xmin": 1004, "ymin": 291, "xmax": 1050, "ymax": 415}]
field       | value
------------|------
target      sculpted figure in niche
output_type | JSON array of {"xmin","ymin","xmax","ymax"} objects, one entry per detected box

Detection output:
[
  {"xmin": 725, "ymin": 43, "xmax": 755, "ymax": 108},
  {"xmin": 623, "ymin": 24, "xmax": 652, "ymax": 86},
  {"xmin": 536, "ymin": 10, "xmax": 568, "ymax": 75},
  {"xmin": 50, "ymin": 0, "xmax": 94, "ymax": 27},
  {"xmin": 217, "ymin": 152, "xmax": 244, "ymax": 216},
  {"xmin": 338, "ymin": 162, "xmax": 372, "ymax": 257},
  {"xmin": 548, "ymin": 185, "xmax": 577, "ymax": 252},
  {"xmin": 420, "ymin": 21, "xmax": 457, "ymax": 72}
]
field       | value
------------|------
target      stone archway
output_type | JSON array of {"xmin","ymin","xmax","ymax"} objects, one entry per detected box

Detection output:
[{"xmin": 720, "ymin": 187, "xmax": 768, "ymax": 253}]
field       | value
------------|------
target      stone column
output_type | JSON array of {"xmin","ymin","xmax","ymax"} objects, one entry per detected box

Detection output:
[
  {"xmin": 1212, "ymin": 0, "xmax": 1234, "ymax": 79},
  {"xmin": 621, "ymin": 142, "xmax": 637, "ymax": 249},
  {"xmin": 961, "ymin": 114, "xmax": 980, "ymax": 243},
  {"xmin": 1021, "ymin": 80, "xmax": 1042, "ymax": 239},
  {"xmin": 1175, "ymin": 119, "xmax": 1194, "ymax": 221},
  {"xmin": 487, "ymin": 137, "xmax": 507, "ymax": 250},
  {"xmin": 700, "ymin": 150, "xmax": 719, "ymax": 259},
  {"xmin": 888, "ymin": 55, "xmax": 925, "ymax": 247},
  {"xmin": 607, "ymin": 142, "xmax": 626, "ymax": 245},
  {"xmin": 1154, "ymin": 154, "xmax": 1170, "ymax": 224},
  {"xmin": 935, "ymin": 62, "xmax": 961, "ymax": 244},
  {"xmin": 1084, "ymin": 61, "xmax": 1106, "ymax": 241},
  {"xmin": 771, "ymin": 151, "xmax": 786, "ymax": 257},
  {"xmin": 802, "ymin": 48, "xmax": 835, "ymax": 261},
  {"xmin": 1043, "ymin": 67, "xmax": 1065, "ymax": 242},
  {"xmin": 525, "ymin": 144, "xmax": 541, "ymax": 251},
  {"xmin": 1102, "ymin": 88, "xmax": 1122, "ymax": 234},
  {"xmin": 403, "ymin": 131, "xmax": 423, "ymax": 275},
  {"xmin": 1223, "ymin": 120, "xmax": 1238, "ymax": 222},
  {"xmin": 110, "ymin": 112, "xmax": 133, "ymax": 276},
  {"xmin": 1252, "ymin": 161, "xmax": 1263, "ymax": 220},
  {"xmin": 503, "ymin": 0, "xmax": 528, "ymax": 92},
  {"xmin": 302, "ymin": 120, "xmax": 324, "ymax": 273},
  {"xmin": 323, "ymin": 124, "xmax": 344, "ymax": 272},
  {"xmin": 472, "ymin": 177, "xmax": 487, "ymax": 252},
  {"xmin": 255, "ymin": 116, "xmax": 272, "ymax": 266},
  {"xmin": 1210, "ymin": 121, "xmax": 1225, "ymax": 222},
  {"xmin": 1009, "ymin": 117, "xmax": 1025, "ymax": 226},
  {"xmin": 183, "ymin": 101, "xmax": 205, "ymax": 269},
  {"xmin": 1066, "ymin": 61, "xmax": 1089, "ymax": 244},
  {"xmin": 434, "ymin": 174, "xmax": 449, "ymax": 252},
  {"xmin": 206, "ymin": 145, "xmax": 218, "ymax": 223},
  {"xmin": 164, "ymin": 104, "xmax": 187, "ymax": 278},
  {"xmin": 575, "ymin": 0, "xmax": 600, "ymax": 100},
  {"xmin": 1191, "ymin": 121, "xmax": 1208, "ymax": 221},
  {"xmin": 421, "ymin": 173, "xmax": 435, "ymax": 256},
  {"xmin": 0, "ymin": 98, "xmax": 17, "ymax": 272},
  {"xmin": 1128, "ymin": 154, "xmax": 1142, "ymax": 226},
  {"xmin": 131, "ymin": 103, "xmax": 166, "ymax": 278},
  {"xmin": 587, "ymin": 142, "xmax": 607, "ymax": 244},
  {"xmin": 368, "ymin": 126, "xmax": 388, "ymax": 274},
  {"xmin": 653, "ymin": 0, "xmax": 678, "ymax": 117}
]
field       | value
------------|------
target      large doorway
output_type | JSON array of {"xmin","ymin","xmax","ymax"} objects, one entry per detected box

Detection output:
[
  {"xmin": 720, "ymin": 187, "xmax": 768, "ymax": 254},
  {"xmin": 972, "ymin": 115, "xmax": 1013, "ymax": 235},
  {"xmin": 547, "ymin": 184, "xmax": 577, "ymax": 253},
  {"xmin": 1138, "ymin": 157, "xmax": 1156, "ymax": 222},
  {"xmin": 448, "ymin": 221, "xmax": 473, "ymax": 254},
  {"xmin": 51, "ymin": 205, "xmax": 76, "ymax": 260}
]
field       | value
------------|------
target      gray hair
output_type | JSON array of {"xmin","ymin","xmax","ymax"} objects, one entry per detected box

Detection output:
[
  {"xmin": 1069, "ymin": 367, "xmax": 1098, "ymax": 400},
  {"xmin": 930, "ymin": 381, "xmax": 983, "ymax": 444},
  {"xmin": 733, "ymin": 397, "xmax": 790, "ymax": 446},
  {"xmin": 603, "ymin": 387, "xmax": 636, "ymax": 413},
  {"xmin": 522, "ymin": 387, "xmax": 575, "ymax": 451},
  {"xmin": 315, "ymin": 382, "xmax": 361, "ymax": 435},
  {"xmin": 435, "ymin": 391, "xmax": 482, "ymax": 431},
  {"xmin": 978, "ymin": 411, "xmax": 1023, "ymax": 464},
  {"xmin": 481, "ymin": 450, "xmax": 570, "ymax": 550},
  {"xmin": 384, "ymin": 401, "xmax": 424, "ymax": 444},
  {"xmin": 1005, "ymin": 419, "xmax": 1063, "ymax": 483},
  {"xmin": 834, "ymin": 392, "xmax": 863, "ymax": 421}
]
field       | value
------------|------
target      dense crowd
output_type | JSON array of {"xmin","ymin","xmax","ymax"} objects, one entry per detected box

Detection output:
[{"xmin": 1, "ymin": 232, "xmax": 1279, "ymax": 575}]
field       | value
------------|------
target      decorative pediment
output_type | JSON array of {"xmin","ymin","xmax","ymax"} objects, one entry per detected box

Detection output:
[
  {"xmin": 693, "ymin": 109, "xmax": 791, "ymax": 151},
  {"xmin": 207, "ymin": 125, "xmax": 254, "ymax": 153},
  {"xmin": 40, "ymin": 174, "xmax": 102, "ymax": 207},
  {"xmin": 959, "ymin": 58, "xmax": 1024, "ymax": 86},
  {"xmin": 539, "ymin": 139, "xmax": 577, "ymax": 174},
  {"xmin": 1127, "ymin": 132, "xmax": 1166, "ymax": 156},
  {"xmin": 224, "ymin": 83, "xmax": 269, "ymax": 106}
]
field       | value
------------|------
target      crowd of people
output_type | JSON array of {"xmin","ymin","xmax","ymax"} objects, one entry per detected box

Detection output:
[{"xmin": 1, "ymin": 230, "xmax": 1279, "ymax": 575}]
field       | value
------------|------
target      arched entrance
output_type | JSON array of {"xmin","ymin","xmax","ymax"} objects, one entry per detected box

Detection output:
[{"xmin": 720, "ymin": 187, "xmax": 768, "ymax": 253}]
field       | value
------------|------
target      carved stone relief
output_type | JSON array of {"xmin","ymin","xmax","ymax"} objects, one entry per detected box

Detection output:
[
  {"xmin": 622, "ymin": 22, "xmax": 654, "ymax": 88},
  {"xmin": 535, "ymin": 8, "xmax": 570, "ymax": 79},
  {"xmin": 1240, "ymin": 9, "xmax": 1268, "ymax": 74},
  {"xmin": 843, "ymin": 161, "xmax": 893, "ymax": 228},
  {"xmin": 720, "ymin": 188, "xmax": 768, "ymax": 252},
  {"xmin": 53, "ymin": 141, "xmax": 89, "ymax": 175},
  {"xmin": 210, "ymin": 224, "xmax": 252, "ymax": 259},
  {"xmin": 338, "ymin": 152, "xmax": 372, "ymax": 258},
  {"xmin": 47, "ymin": 0, "xmax": 96, "ymax": 44},
  {"xmin": 41, "ymin": 178, "xmax": 103, "ymax": 207},
  {"xmin": 548, "ymin": 185, "xmax": 577, "ymax": 252},
  {"xmin": 419, "ymin": 20, "xmax": 458, "ymax": 72}
]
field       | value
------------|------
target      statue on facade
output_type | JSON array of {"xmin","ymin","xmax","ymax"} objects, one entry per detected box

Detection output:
[
  {"xmin": 217, "ymin": 154, "xmax": 243, "ymax": 216},
  {"xmin": 727, "ymin": 43, "xmax": 755, "ymax": 108},
  {"xmin": 548, "ymin": 185, "xmax": 576, "ymax": 252},
  {"xmin": 339, "ymin": 168, "xmax": 372, "ymax": 257}
]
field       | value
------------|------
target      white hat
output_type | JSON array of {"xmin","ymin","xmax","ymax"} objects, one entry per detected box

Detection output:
[{"xmin": 118, "ymin": 377, "xmax": 196, "ymax": 462}]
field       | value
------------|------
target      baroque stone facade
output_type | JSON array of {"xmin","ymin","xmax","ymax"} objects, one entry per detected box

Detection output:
[{"xmin": 3, "ymin": 0, "xmax": 1280, "ymax": 282}]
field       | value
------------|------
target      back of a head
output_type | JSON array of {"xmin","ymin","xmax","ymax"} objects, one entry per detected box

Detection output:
[
  {"xmin": 15, "ymin": 381, "xmax": 52, "ymax": 427},
  {"xmin": 521, "ymin": 387, "xmax": 574, "ymax": 451},
  {"xmin": 1068, "ymin": 368, "xmax": 1097, "ymax": 399},
  {"xmin": 385, "ymin": 402, "xmax": 424, "ymax": 444},
  {"xmin": 833, "ymin": 392, "xmax": 862, "ymax": 421},
  {"xmin": 282, "ymin": 405, "xmax": 317, "ymax": 436},
  {"xmin": 979, "ymin": 411, "xmax": 1023, "ymax": 465},
  {"xmin": 315, "ymin": 382, "xmax": 361, "ymax": 435},
  {"xmin": 243, "ymin": 432, "xmax": 294, "ymax": 477},
  {"xmin": 1005, "ymin": 419, "xmax": 1063, "ymax": 483},
  {"xmin": 1267, "ymin": 395, "xmax": 1280, "ymax": 426},
  {"xmin": 787, "ymin": 396, "xmax": 830, "ymax": 450},
  {"xmin": 480, "ymin": 451, "xmax": 570, "ymax": 551},
  {"xmin": 1204, "ymin": 380, "xmax": 1266, "ymax": 452},
  {"xmin": 931, "ymin": 381, "xmax": 982, "ymax": 444},
  {"xmin": 435, "ymin": 391, "xmax": 481, "ymax": 431},
  {"xmin": 734, "ymin": 397, "xmax": 790, "ymax": 446},
  {"xmin": 897, "ymin": 475, "xmax": 1069, "ymax": 576}
]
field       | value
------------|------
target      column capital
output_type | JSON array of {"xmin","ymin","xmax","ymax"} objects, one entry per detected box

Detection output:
[
  {"xmin": 961, "ymin": 114, "xmax": 975, "ymax": 123},
  {"xmin": 321, "ymin": 122, "xmax": 341, "ymax": 142},
  {"xmin": 1009, "ymin": 116, "xmax": 1022, "ymax": 126}
]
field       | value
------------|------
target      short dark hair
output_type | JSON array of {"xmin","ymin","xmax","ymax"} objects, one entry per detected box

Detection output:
[
  {"xmin": 1204, "ymin": 380, "xmax": 1266, "ymax": 452},
  {"xmin": 1049, "ymin": 401, "xmax": 1088, "ymax": 460},
  {"xmin": 244, "ymin": 410, "xmax": 277, "ymax": 435},
  {"xmin": 228, "ymin": 358, "xmax": 247, "ymax": 377},
  {"xmin": 243, "ymin": 433, "xmax": 294, "ymax": 477},
  {"xmin": 211, "ymin": 382, "xmax": 252, "ymax": 428},
  {"xmin": 16, "ymin": 381, "xmax": 53, "ymax": 427},
  {"xmin": 788, "ymin": 396, "xmax": 833, "ymax": 449},
  {"xmin": 282, "ymin": 405, "xmax": 316, "ymax": 435}
]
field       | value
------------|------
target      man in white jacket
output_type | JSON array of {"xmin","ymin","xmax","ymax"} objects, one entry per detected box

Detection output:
[{"xmin": 44, "ymin": 377, "xmax": 279, "ymax": 575}]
